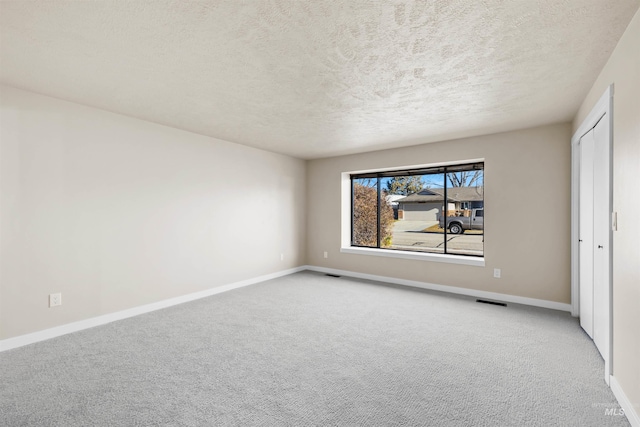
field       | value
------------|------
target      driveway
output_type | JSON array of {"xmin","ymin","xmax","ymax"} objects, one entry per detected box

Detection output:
[{"xmin": 392, "ymin": 220, "xmax": 437, "ymax": 232}]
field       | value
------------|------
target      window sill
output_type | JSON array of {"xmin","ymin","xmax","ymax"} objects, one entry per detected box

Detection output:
[{"xmin": 340, "ymin": 246, "xmax": 485, "ymax": 267}]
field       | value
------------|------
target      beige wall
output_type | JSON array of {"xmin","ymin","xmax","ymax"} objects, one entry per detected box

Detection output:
[
  {"xmin": 307, "ymin": 123, "xmax": 572, "ymax": 303},
  {"xmin": 0, "ymin": 86, "xmax": 307, "ymax": 340},
  {"xmin": 573, "ymin": 10, "xmax": 640, "ymax": 412}
]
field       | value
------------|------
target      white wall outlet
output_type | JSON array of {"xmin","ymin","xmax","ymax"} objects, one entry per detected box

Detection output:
[
  {"xmin": 280, "ymin": 253, "xmax": 284, "ymax": 261},
  {"xmin": 323, "ymin": 251, "xmax": 328, "ymax": 259},
  {"xmin": 49, "ymin": 293, "xmax": 62, "ymax": 307},
  {"xmin": 493, "ymin": 268, "xmax": 501, "ymax": 279}
]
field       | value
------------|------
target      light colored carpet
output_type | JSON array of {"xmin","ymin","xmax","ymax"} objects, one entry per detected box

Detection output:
[{"xmin": 0, "ymin": 271, "xmax": 629, "ymax": 426}]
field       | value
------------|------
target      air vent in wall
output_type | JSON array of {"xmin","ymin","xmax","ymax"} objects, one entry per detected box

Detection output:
[{"xmin": 476, "ymin": 299, "xmax": 507, "ymax": 307}]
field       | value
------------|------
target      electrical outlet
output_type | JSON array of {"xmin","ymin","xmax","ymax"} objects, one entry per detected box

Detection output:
[
  {"xmin": 493, "ymin": 269, "xmax": 501, "ymax": 279},
  {"xmin": 280, "ymin": 253, "xmax": 284, "ymax": 261},
  {"xmin": 323, "ymin": 251, "xmax": 328, "ymax": 259},
  {"xmin": 49, "ymin": 293, "xmax": 62, "ymax": 307}
]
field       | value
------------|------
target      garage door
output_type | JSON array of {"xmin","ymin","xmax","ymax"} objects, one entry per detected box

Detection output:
[{"xmin": 402, "ymin": 203, "xmax": 441, "ymax": 221}]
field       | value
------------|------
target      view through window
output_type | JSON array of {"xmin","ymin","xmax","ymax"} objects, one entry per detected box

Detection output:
[{"xmin": 351, "ymin": 162, "xmax": 484, "ymax": 257}]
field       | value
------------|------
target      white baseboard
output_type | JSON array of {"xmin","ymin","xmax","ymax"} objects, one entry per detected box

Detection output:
[
  {"xmin": 0, "ymin": 266, "xmax": 306, "ymax": 353},
  {"xmin": 611, "ymin": 376, "xmax": 640, "ymax": 427},
  {"xmin": 304, "ymin": 265, "xmax": 572, "ymax": 312}
]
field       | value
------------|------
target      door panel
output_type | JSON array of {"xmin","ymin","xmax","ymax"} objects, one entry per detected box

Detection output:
[
  {"xmin": 579, "ymin": 130, "xmax": 595, "ymax": 338},
  {"xmin": 473, "ymin": 210, "xmax": 484, "ymax": 230},
  {"xmin": 592, "ymin": 116, "xmax": 610, "ymax": 359}
]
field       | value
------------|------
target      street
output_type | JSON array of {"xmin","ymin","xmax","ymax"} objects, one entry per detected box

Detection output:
[{"xmin": 390, "ymin": 221, "xmax": 483, "ymax": 256}]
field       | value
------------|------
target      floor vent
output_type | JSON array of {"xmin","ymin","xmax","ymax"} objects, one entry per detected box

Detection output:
[
  {"xmin": 325, "ymin": 274, "xmax": 341, "ymax": 278},
  {"xmin": 476, "ymin": 299, "xmax": 507, "ymax": 307}
]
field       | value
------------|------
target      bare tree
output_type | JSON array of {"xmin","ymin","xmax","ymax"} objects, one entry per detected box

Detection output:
[{"xmin": 447, "ymin": 170, "xmax": 482, "ymax": 187}]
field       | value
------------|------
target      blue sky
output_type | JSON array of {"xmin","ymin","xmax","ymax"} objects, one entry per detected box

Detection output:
[{"xmin": 376, "ymin": 171, "xmax": 484, "ymax": 191}]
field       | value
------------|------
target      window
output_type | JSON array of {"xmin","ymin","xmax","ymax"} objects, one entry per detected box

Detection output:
[{"xmin": 350, "ymin": 162, "xmax": 484, "ymax": 258}]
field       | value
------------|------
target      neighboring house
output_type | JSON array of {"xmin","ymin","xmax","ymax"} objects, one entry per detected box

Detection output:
[{"xmin": 396, "ymin": 187, "xmax": 484, "ymax": 221}]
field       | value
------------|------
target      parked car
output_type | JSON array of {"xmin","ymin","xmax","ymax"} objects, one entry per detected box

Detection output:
[{"xmin": 439, "ymin": 209, "xmax": 484, "ymax": 234}]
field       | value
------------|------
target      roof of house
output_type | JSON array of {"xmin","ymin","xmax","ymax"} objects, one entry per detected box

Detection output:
[
  {"xmin": 385, "ymin": 194, "xmax": 406, "ymax": 204},
  {"xmin": 396, "ymin": 187, "xmax": 484, "ymax": 203}
]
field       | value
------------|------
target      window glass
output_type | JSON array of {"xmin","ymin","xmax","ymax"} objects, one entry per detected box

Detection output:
[
  {"xmin": 350, "ymin": 162, "xmax": 483, "ymax": 257},
  {"xmin": 444, "ymin": 169, "xmax": 484, "ymax": 256},
  {"xmin": 352, "ymin": 178, "xmax": 379, "ymax": 248}
]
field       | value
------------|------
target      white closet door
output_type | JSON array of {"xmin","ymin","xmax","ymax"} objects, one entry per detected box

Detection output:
[
  {"xmin": 592, "ymin": 116, "xmax": 610, "ymax": 359},
  {"xmin": 579, "ymin": 129, "xmax": 594, "ymax": 338}
]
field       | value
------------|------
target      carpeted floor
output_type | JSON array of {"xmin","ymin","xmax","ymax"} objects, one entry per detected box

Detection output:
[{"xmin": 0, "ymin": 271, "xmax": 629, "ymax": 426}]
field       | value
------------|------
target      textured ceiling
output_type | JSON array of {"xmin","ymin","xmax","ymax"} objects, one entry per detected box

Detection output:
[{"xmin": 1, "ymin": 1, "xmax": 638, "ymax": 159}]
